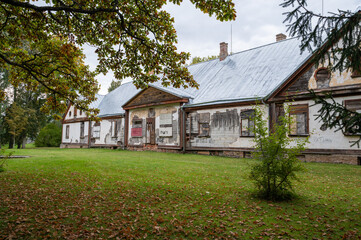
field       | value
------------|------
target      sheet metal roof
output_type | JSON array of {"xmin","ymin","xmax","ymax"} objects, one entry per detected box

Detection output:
[
  {"xmin": 89, "ymin": 94, "xmax": 105, "ymax": 109},
  {"xmin": 182, "ymin": 37, "xmax": 312, "ymax": 107},
  {"xmin": 97, "ymin": 82, "xmax": 141, "ymax": 117},
  {"xmin": 93, "ymin": 37, "xmax": 313, "ymax": 116}
]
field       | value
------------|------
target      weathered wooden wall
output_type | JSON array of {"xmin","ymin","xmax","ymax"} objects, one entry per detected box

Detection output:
[{"xmin": 128, "ymin": 104, "xmax": 180, "ymax": 147}]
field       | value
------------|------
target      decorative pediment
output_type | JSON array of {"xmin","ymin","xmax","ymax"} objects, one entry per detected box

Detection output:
[{"xmin": 123, "ymin": 87, "xmax": 188, "ymax": 110}]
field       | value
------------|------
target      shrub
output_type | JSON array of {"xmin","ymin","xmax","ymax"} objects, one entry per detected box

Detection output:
[
  {"xmin": 249, "ymin": 106, "xmax": 308, "ymax": 201},
  {"xmin": 35, "ymin": 122, "xmax": 62, "ymax": 147}
]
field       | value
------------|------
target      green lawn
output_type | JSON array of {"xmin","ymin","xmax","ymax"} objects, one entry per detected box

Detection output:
[{"xmin": 0, "ymin": 148, "xmax": 360, "ymax": 239}]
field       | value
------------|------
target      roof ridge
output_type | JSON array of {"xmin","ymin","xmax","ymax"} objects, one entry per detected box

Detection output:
[{"xmin": 187, "ymin": 36, "xmax": 300, "ymax": 67}]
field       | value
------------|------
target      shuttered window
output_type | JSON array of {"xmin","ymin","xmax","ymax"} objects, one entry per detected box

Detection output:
[
  {"xmin": 66, "ymin": 125, "xmax": 70, "ymax": 139},
  {"xmin": 80, "ymin": 122, "xmax": 85, "ymax": 138},
  {"xmin": 131, "ymin": 119, "xmax": 143, "ymax": 137},
  {"xmin": 289, "ymin": 104, "xmax": 309, "ymax": 136},
  {"xmin": 93, "ymin": 123, "xmax": 100, "ymax": 138},
  {"xmin": 240, "ymin": 109, "xmax": 255, "ymax": 137},
  {"xmin": 344, "ymin": 99, "xmax": 361, "ymax": 135},
  {"xmin": 198, "ymin": 113, "xmax": 210, "ymax": 137},
  {"xmin": 111, "ymin": 121, "xmax": 118, "ymax": 138}
]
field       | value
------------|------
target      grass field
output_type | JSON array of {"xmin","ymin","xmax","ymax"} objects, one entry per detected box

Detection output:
[{"xmin": 0, "ymin": 148, "xmax": 360, "ymax": 239}]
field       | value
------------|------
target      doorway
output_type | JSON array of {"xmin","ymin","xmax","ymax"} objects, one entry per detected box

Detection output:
[{"xmin": 146, "ymin": 117, "xmax": 155, "ymax": 145}]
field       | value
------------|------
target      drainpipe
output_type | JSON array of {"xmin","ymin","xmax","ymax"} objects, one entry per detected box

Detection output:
[
  {"xmin": 181, "ymin": 107, "xmax": 186, "ymax": 153},
  {"xmin": 88, "ymin": 120, "xmax": 92, "ymax": 148}
]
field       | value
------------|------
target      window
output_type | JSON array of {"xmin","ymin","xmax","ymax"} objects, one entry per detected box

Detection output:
[
  {"xmin": 131, "ymin": 118, "xmax": 143, "ymax": 137},
  {"xmin": 80, "ymin": 122, "xmax": 85, "ymax": 138},
  {"xmin": 314, "ymin": 68, "xmax": 331, "ymax": 89},
  {"xmin": 289, "ymin": 104, "xmax": 309, "ymax": 136},
  {"xmin": 69, "ymin": 111, "xmax": 72, "ymax": 117},
  {"xmin": 198, "ymin": 113, "xmax": 210, "ymax": 137},
  {"xmin": 79, "ymin": 110, "xmax": 83, "ymax": 116},
  {"xmin": 65, "ymin": 125, "xmax": 70, "ymax": 139},
  {"xmin": 111, "ymin": 121, "xmax": 118, "ymax": 138},
  {"xmin": 159, "ymin": 113, "xmax": 172, "ymax": 137},
  {"xmin": 240, "ymin": 109, "xmax": 255, "ymax": 137},
  {"xmin": 92, "ymin": 123, "xmax": 100, "ymax": 138},
  {"xmin": 344, "ymin": 99, "xmax": 361, "ymax": 135},
  {"xmin": 74, "ymin": 108, "xmax": 77, "ymax": 117}
]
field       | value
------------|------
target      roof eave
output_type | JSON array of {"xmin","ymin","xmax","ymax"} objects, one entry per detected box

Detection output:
[{"xmin": 182, "ymin": 97, "xmax": 264, "ymax": 108}]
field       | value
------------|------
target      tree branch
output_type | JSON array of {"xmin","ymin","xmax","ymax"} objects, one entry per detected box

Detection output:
[{"xmin": 1, "ymin": 0, "xmax": 117, "ymax": 14}]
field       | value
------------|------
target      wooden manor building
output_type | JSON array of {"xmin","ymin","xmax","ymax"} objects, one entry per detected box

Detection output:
[{"xmin": 61, "ymin": 33, "xmax": 361, "ymax": 165}]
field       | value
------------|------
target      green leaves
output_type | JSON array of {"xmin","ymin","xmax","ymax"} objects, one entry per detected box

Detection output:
[
  {"xmin": 250, "ymin": 105, "xmax": 308, "ymax": 201},
  {"xmin": 0, "ymin": 0, "xmax": 236, "ymax": 117}
]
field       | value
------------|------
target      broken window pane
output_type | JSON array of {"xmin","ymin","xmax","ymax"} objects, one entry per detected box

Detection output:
[
  {"xmin": 289, "ymin": 105, "xmax": 308, "ymax": 135},
  {"xmin": 240, "ymin": 109, "xmax": 255, "ymax": 137}
]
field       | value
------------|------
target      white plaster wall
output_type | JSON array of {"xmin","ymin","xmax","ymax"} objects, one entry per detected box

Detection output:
[
  {"xmin": 190, "ymin": 104, "xmax": 268, "ymax": 148},
  {"xmin": 64, "ymin": 105, "xmax": 86, "ymax": 120},
  {"xmin": 91, "ymin": 118, "xmax": 124, "ymax": 146},
  {"xmin": 62, "ymin": 121, "xmax": 89, "ymax": 144},
  {"xmin": 289, "ymin": 96, "xmax": 361, "ymax": 150}
]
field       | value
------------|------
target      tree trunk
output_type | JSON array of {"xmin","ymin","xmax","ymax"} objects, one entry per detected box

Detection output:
[
  {"xmin": 9, "ymin": 137, "xmax": 13, "ymax": 149},
  {"xmin": 22, "ymin": 138, "xmax": 26, "ymax": 149}
]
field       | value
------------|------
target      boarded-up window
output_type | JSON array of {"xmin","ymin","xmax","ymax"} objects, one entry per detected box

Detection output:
[
  {"xmin": 240, "ymin": 110, "xmax": 255, "ymax": 137},
  {"xmin": 131, "ymin": 119, "xmax": 143, "ymax": 137},
  {"xmin": 159, "ymin": 113, "xmax": 172, "ymax": 137},
  {"xmin": 80, "ymin": 122, "xmax": 85, "ymax": 138},
  {"xmin": 315, "ymin": 68, "xmax": 331, "ymax": 89},
  {"xmin": 198, "ymin": 113, "xmax": 210, "ymax": 137},
  {"xmin": 289, "ymin": 105, "xmax": 308, "ymax": 136},
  {"xmin": 93, "ymin": 123, "xmax": 100, "ymax": 138},
  {"xmin": 111, "ymin": 121, "xmax": 118, "ymax": 138},
  {"xmin": 66, "ymin": 125, "xmax": 70, "ymax": 139},
  {"xmin": 344, "ymin": 99, "xmax": 361, "ymax": 135}
]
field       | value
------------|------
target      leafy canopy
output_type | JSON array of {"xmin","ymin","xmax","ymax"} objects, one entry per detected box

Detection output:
[{"xmin": 0, "ymin": 0, "xmax": 236, "ymax": 117}]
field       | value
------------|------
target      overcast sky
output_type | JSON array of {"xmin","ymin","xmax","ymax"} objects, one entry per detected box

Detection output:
[{"xmin": 84, "ymin": 0, "xmax": 360, "ymax": 95}]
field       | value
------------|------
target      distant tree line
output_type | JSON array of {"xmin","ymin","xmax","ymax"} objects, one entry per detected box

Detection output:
[{"xmin": 190, "ymin": 55, "xmax": 218, "ymax": 65}]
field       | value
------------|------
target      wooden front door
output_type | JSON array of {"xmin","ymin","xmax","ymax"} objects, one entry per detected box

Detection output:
[{"xmin": 146, "ymin": 117, "xmax": 155, "ymax": 145}]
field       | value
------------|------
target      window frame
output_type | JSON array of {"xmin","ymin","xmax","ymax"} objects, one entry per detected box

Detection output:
[
  {"xmin": 111, "ymin": 121, "xmax": 118, "ymax": 138},
  {"xmin": 198, "ymin": 112, "xmax": 210, "ymax": 137},
  {"xmin": 343, "ymin": 99, "xmax": 361, "ymax": 136},
  {"xmin": 314, "ymin": 67, "xmax": 331, "ymax": 89},
  {"xmin": 92, "ymin": 122, "xmax": 101, "ymax": 139},
  {"xmin": 198, "ymin": 122, "xmax": 210, "ymax": 137},
  {"xmin": 288, "ymin": 104, "xmax": 309, "ymax": 137},
  {"xmin": 80, "ymin": 121, "xmax": 85, "ymax": 139},
  {"xmin": 65, "ymin": 125, "xmax": 70, "ymax": 139},
  {"xmin": 131, "ymin": 118, "xmax": 143, "ymax": 137},
  {"xmin": 240, "ymin": 109, "xmax": 255, "ymax": 137}
]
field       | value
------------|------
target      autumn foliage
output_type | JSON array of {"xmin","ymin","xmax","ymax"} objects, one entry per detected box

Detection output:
[{"xmin": 0, "ymin": 0, "xmax": 236, "ymax": 117}]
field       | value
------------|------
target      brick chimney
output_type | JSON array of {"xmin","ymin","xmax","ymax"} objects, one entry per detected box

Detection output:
[
  {"xmin": 276, "ymin": 33, "xmax": 287, "ymax": 42},
  {"xmin": 219, "ymin": 42, "xmax": 228, "ymax": 61}
]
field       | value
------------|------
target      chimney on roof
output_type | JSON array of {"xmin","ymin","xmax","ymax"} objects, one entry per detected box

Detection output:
[
  {"xmin": 276, "ymin": 33, "xmax": 287, "ymax": 42},
  {"xmin": 219, "ymin": 42, "xmax": 228, "ymax": 61}
]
